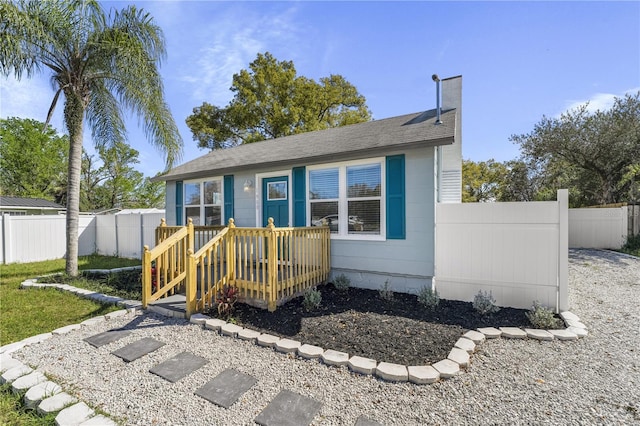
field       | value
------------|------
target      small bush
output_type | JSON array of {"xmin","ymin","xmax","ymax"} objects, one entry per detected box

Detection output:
[
  {"xmin": 473, "ymin": 290, "xmax": 500, "ymax": 315},
  {"xmin": 417, "ymin": 286, "xmax": 440, "ymax": 310},
  {"xmin": 332, "ymin": 274, "xmax": 351, "ymax": 292},
  {"xmin": 303, "ymin": 287, "xmax": 322, "ymax": 311},
  {"xmin": 526, "ymin": 301, "xmax": 563, "ymax": 329},
  {"xmin": 621, "ymin": 234, "xmax": 640, "ymax": 257},
  {"xmin": 215, "ymin": 285, "xmax": 238, "ymax": 320},
  {"xmin": 378, "ymin": 280, "xmax": 394, "ymax": 302}
]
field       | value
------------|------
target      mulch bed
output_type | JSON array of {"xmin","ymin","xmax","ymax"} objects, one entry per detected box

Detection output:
[{"xmin": 226, "ymin": 284, "xmax": 531, "ymax": 365}]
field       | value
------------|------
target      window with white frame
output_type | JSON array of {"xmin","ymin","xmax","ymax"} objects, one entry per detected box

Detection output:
[
  {"xmin": 309, "ymin": 160, "xmax": 383, "ymax": 237},
  {"xmin": 184, "ymin": 179, "xmax": 222, "ymax": 225}
]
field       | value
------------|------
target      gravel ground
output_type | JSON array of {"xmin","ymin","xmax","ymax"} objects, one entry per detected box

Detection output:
[{"xmin": 12, "ymin": 249, "xmax": 640, "ymax": 425}]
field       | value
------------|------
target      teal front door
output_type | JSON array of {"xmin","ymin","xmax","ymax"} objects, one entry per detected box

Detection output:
[{"xmin": 263, "ymin": 176, "xmax": 289, "ymax": 227}]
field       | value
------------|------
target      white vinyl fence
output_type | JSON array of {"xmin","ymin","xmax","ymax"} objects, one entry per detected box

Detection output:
[
  {"xmin": 1, "ymin": 213, "xmax": 164, "ymax": 264},
  {"xmin": 435, "ymin": 189, "xmax": 568, "ymax": 312},
  {"xmin": 569, "ymin": 205, "xmax": 638, "ymax": 249}
]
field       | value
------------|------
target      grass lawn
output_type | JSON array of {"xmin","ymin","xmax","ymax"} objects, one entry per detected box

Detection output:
[
  {"xmin": 0, "ymin": 254, "xmax": 140, "ymax": 346},
  {"xmin": 0, "ymin": 255, "xmax": 139, "ymax": 425}
]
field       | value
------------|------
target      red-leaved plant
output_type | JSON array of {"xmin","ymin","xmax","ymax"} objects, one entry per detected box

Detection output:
[{"xmin": 215, "ymin": 285, "xmax": 238, "ymax": 319}]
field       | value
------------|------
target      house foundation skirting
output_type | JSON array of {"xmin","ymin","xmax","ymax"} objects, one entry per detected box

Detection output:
[{"xmin": 328, "ymin": 268, "xmax": 433, "ymax": 295}]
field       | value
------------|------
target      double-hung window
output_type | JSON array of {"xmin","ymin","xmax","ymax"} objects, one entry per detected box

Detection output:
[
  {"xmin": 309, "ymin": 159, "xmax": 384, "ymax": 238},
  {"xmin": 184, "ymin": 179, "xmax": 223, "ymax": 225}
]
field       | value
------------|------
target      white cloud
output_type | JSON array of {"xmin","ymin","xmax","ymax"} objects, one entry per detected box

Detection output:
[
  {"xmin": 559, "ymin": 87, "xmax": 640, "ymax": 116},
  {"xmin": 0, "ymin": 75, "xmax": 62, "ymax": 127}
]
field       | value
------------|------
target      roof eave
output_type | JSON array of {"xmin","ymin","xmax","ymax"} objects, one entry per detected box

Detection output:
[{"xmin": 154, "ymin": 135, "xmax": 455, "ymax": 182}]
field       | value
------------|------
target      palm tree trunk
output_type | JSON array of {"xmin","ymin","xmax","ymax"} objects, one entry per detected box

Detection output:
[{"xmin": 64, "ymin": 95, "xmax": 85, "ymax": 276}]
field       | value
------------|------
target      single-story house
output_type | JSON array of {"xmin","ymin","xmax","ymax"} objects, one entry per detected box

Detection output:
[
  {"xmin": 155, "ymin": 75, "xmax": 462, "ymax": 294},
  {"xmin": 0, "ymin": 196, "xmax": 65, "ymax": 215}
]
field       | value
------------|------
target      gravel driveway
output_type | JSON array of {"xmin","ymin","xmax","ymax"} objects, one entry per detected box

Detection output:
[{"xmin": 12, "ymin": 249, "xmax": 640, "ymax": 425}]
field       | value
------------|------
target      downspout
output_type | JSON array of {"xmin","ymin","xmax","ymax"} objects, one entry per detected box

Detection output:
[{"xmin": 432, "ymin": 74, "xmax": 442, "ymax": 292}]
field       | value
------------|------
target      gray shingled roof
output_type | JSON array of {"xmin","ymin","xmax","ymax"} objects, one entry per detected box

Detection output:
[
  {"xmin": 0, "ymin": 196, "xmax": 65, "ymax": 209},
  {"xmin": 155, "ymin": 107, "xmax": 457, "ymax": 182}
]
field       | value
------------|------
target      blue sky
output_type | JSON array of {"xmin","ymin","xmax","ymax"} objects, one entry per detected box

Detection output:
[{"xmin": 1, "ymin": 1, "xmax": 638, "ymax": 177}]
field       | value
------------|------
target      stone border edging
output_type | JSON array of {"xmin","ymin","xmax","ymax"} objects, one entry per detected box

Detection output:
[{"xmin": 11, "ymin": 277, "xmax": 588, "ymax": 387}]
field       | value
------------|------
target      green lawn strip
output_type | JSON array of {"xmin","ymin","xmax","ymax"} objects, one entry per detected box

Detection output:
[
  {"xmin": 0, "ymin": 256, "xmax": 141, "ymax": 346},
  {"xmin": 0, "ymin": 383, "xmax": 57, "ymax": 426}
]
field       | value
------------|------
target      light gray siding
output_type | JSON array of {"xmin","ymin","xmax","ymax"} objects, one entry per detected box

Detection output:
[
  {"xmin": 231, "ymin": 172, "xmax": 259, "ymax": 227},
  {"xmin": 330, "ymin": 147, "xmax": 435, "ymax": 293},
  {"xmin": 165, "ymin": 181, "xmax": 176, "ymax": 225}
]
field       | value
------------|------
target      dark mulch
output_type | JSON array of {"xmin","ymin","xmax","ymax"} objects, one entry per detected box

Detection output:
[{"xmin": 227, "ymin": 284, "xmax": 531, "ymax": 365}]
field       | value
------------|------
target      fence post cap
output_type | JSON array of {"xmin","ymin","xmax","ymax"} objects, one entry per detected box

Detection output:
[
  {"xmin": 143, "ymin": 245, "xmax": 149, "ymax": 251},
  {"xmin": 160, "ymin": 218, "xmax": 166, "ymax": 226},
  {"xmin": 267, "ymin": 217, "xmax": 275, "ymax": 229},
  {"xmin": 228, "ymin": 218, "xmax": 235, "ymax": 228}
]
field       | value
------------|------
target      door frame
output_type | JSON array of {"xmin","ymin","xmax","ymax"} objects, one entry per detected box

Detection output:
[{"xmin": 255, "ymin": 170, "xmax": 292, "ymax": 227}]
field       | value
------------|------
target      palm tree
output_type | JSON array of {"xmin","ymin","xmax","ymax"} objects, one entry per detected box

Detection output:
[{"xmin": 1, "ymin": 0, "xmax": 182, "ymax": 275}]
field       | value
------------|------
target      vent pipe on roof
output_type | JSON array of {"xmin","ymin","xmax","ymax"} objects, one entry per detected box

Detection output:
[{"xmin": 432, "ymin": 74, "xmax": 442, "ymax": 125}]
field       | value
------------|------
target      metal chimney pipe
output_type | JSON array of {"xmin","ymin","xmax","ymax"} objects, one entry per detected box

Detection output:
[{"xmin": 432, "ymin": 74, "xmax": 442, "ymax": 125}]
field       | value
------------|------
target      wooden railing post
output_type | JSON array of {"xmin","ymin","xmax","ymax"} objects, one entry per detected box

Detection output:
[
  {"xmin": 185, "ymin": 248, "xmax": 196, "ymax": 318},
  {"xmin": 227, "ymin": 218, "xmax": 236, "ymax": 282},
  {"xmin": 187, "ymin": 218, "xmax": 195, "ymax": 253},
  {"xmin": 155, "ymin": 218, "xmax": 166, "ymax": 245},
  {"xmin": 142, "ymin": 245, "xmax": 151, "ymax": 309},
  {"xmin": 267, "ymin": 218, "xmax": 278, "ymax": 311}
]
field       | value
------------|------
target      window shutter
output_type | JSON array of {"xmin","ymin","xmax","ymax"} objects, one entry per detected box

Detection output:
[
  {"xmin": 175, "ymin": 181, "xmax": 183, "ymax": 226},
  {"xmin": 223, "ymin": 175, "xmax": 234, "ymax": 223},
  {"xmin": 292, "ymin": 166, "xmax": 306, "ymax": 226},
  {"xmin": 386, "ymin": 155, "xmax": 405, "ymax": 239}
]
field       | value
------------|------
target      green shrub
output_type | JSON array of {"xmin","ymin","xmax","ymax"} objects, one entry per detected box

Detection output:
[
  {"xmin": 303, "ymin": 287, "xmax": 322, "ymax": 311},
  {"xmin": 621, "ymin": 234, "xmax": 640, "ymax": 257},
  {"xmin": 378, "ymin": 280, "xmax": 394, "ymax": 302},
  {"xmin": 526, "ymin": 301, "xmax": 563, "ymax": 329},
  {"xmin": 473, "ymin": 290, "xmax": 500, "ymax": 315},
  {"xmin": 333, "ymin": 274, "xmax": 351, "ymax": 292},
  {"xmin": 417, "ymin": 286, "xmax": 440, "ymax": 310}
]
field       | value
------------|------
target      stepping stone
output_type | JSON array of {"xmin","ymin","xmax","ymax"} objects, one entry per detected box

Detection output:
[
  {"xmin": 549, "ymin": 329, "xmax": 578, "ymax": 341},
  {"xmin": 112, "ymin": 337, "xmax": 165, "ymax": 362},
  {"xmin": 432, "ymin": 359, "xmax": 460, "ymax": 378},
  {"xmin": 237, "ymin": 328, "xmax": 261, "ymax": 341},
  {"xmin": 257, "ymin": 334, "xmax": 281, "ymax": 348},
  {"xmin": 477, "ymin": 327, "xmax": 501, "ymax": 338},
  {"xmin": 204, "ymin": 319, "xmax": 227, "ymax": 332},
  {"xmin": 24, "ymin": 381, "xmax": 62, "ymax": 409},
  {"xmin": 499, "ymin": 327, "xmax": 527, "ymax": 339},
  {"xmin": 150, "ymin": 352, "xmax": 208, "ymax": 383},
  {"xmin": 12, "ymin": 371, "xmax": 47, "ymax": 394},
  {"xmin": 1, "ymin": 364, "xmax": 33, "ymax": 384},
  {"xmin": 448, "ymin": 347, "xmax": 470, "ymax": 368},
  {"xmin": 55, "ymin": 402, "xmax": 94, "ymax": 426},
  {"xmin": 84, "ymin": 330, "xmax": 131, "ymax": 348},
  {"xmin": 463, "ymin": 330, "xmax": 486, "ymax": 344},
  {"xmin": 298, "ymin": 344, "xmax": 324, "ymax": 359},
  {"xmin": 79, "ymin": 414, "xmax": 118, "ymax": 425},
  {"xmin": 348, "ymin": 356, "xmax": 377, "ymax": 375},
  {"xmin": 525, "ymin": 329, "xmax": 554, "ymax": 341},
  {"xmin": 52, "ymin": 324, "xmax": 82, "ymax": 335},
  {"xmin": 276, "ymin": 339, "xmax": 301, "ymax": 354},
  {"xmin": 322, "ymin": 349, "xmax": 349, "ymax": 367},
  {"xmin": 195, "ymin": 368, "xmax": 257, "ymax": 409},
  {"xmin": 375, "ymin": 362, "xmax": 408, "ymax": 382},
  {"xmin": 1, "ymin": 354, "xmax": 22, "ymax": 373},
  {"xmin": 355, "ymin": 415, "xmax": 384, "ymax": 426},
  {"xmin": 454, "ymin": 337, "xmax": 476, "ymax": 353},
  {"xmin": 254, "ymin": 389, "xmax": 322, "ymax": 426},
  {"xmin": 38, "ymin": 392, "xmax": 78, "ymax": 415},
  {"xmin": 408, "ymin": 365, "xmax": 440, "ymax": 385}
]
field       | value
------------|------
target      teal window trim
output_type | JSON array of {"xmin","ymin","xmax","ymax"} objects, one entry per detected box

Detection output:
[
  {"xmin": 292, "ymin": 166, "xmax": 306, "ymax": 227},
  {"xmin": 386, "ymin": 155, "xmax": 405, "ymax": 239},
  {"xmin": 223, "ymin": 175, "xmax": 234, "ymax": 223}
]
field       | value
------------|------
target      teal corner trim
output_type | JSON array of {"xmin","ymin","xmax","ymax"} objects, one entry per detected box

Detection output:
[
  {"xmin": 292, "ymin": 166, "xmax": 306, "ymax": 227},
  {"xmin": 386, "ymin": 155, "xmax": 405, "ymax": 239},
  {"xmin": 224, "ymin": 175, "xmax": 234, "ymax": 222},
  {"xmin": 175, "ymin": 181, "xmax": 183, "ymax": 226}
]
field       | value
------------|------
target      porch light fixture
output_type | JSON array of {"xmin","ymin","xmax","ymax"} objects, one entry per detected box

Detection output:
[{"xmin": 243, "ymin": 179, "xmax": 254, "ymax": 192}]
